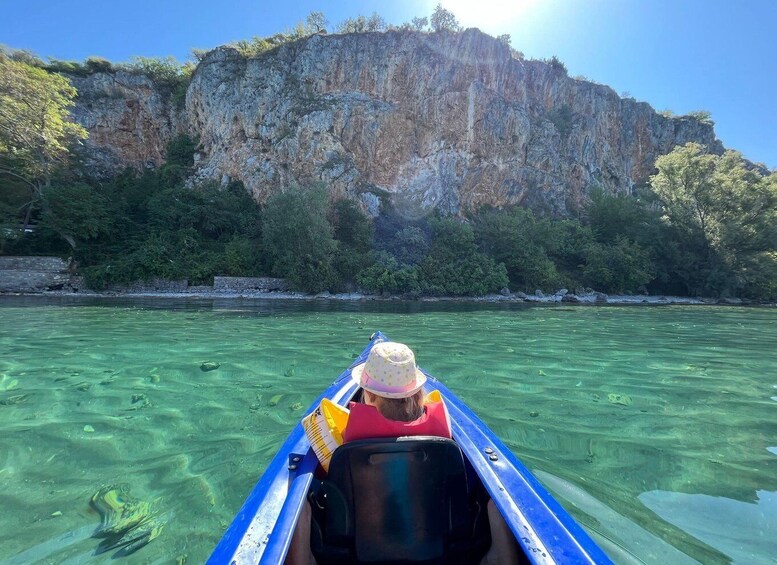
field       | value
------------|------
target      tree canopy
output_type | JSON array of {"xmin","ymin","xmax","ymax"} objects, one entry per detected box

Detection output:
[
  {"xmin": 0, "ymin": 54, "xmax": 88, "ymax": 248},
  {"xmin": 650, "ymin": 143, "xmax": 777, "ymax": 297},
  {"xmin": 430, "ymin": 4, "xmax": 461, "ymax": 32},
  {"xmin": 262, "ymin": 185, "xmax": 338, "ymax": 292},
  {"xmin": 0, "ymin": 55, "xmax": 87, "ymax": 196}
]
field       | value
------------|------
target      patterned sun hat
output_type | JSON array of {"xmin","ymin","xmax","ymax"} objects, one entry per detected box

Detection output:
[{"xmin": 351, "ymin": 342, "xmax": 427, "ymax": 399}]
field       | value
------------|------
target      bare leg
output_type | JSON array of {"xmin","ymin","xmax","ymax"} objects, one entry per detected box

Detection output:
[
  {"xmin": 284, "ymin": 501, "xmax": 317, "ymax": 565},
  {"xmin": 480, "ymin": 499, "xmax": 521, "ymax": 564}
]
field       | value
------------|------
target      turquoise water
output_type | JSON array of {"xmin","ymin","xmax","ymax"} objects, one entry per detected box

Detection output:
[{"xmin": 0, "ymin": 297, "xmax": 775, "ymax": 564}]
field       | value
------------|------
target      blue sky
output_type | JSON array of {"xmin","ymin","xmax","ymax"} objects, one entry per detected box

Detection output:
[{"xmin": 2, "ymin": 0, "xmax": 775, "ymax": 169}]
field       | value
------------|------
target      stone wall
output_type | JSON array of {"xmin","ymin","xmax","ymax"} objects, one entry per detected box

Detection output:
[
  {"xmin": 108, "ymin": 279, "xmax": 189, "ymax": 293},
  {"xmin": 0, "ymin": 262, "xmax": 293, "ymax": 295},
  {"xmin": 213, "ymin": 276, "xmax": 290, "ymax": 292},
  {"xmin": 0, "ymin": 256, "xmax": 70, "ymax": 292}
]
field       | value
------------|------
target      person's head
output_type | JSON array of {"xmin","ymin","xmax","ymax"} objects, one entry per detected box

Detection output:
[{"xmin": 351, "ymin": 342, "xmax": 427, "ymax": 422}]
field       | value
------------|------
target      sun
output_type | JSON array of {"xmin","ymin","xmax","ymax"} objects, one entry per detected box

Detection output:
[{"xmin": 439, "ymin": 0, "xmax": 536, "ymax": 32}]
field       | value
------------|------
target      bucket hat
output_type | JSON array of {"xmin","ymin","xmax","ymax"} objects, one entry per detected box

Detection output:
[{"xmin": 351, "ymin": 342, "xmax": 427, "ymax": 399}]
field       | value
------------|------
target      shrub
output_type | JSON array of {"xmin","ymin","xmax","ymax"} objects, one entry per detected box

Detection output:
[
  {"xmin": 336, "ymin": 13, "xmax": 386, "ymax": 33},
  {"xmin": 418, "ymin": 217, "xmax": 508, "ymax": 296},
  {"xmin": 121, "ymin": 56, "xmax": 183, "ymax": 86},
  {"xmin": 685, "ymin": 110, "xmax": 714, "ymax": 125},
  {"xmin": 84, "ymin": 56, "xmax": 114, "ymax": 74},
  {"xmin": 473, "ymin": 206, "xmax": 563, "ymax": 291},
  {"xmin": 356, "ymin": 252, "xmax": 421, "ymax": 295},
  {"xmin": 582, "ymin": 236, "xmax": 655, "ymax": 293},
  {"xmin": 165, "ymin": 134, "xmax": 199, "ymax": 167},
  {"xmin": 545, "ymin": 55, "xmax": 567, "ymax": 74},
  {"xmin": 44, "ymin": 59, "xmax": 88, "ymax": 75},
  {"xmin": 547, "ymin": 104, "xmax": 574, "ymax": 137}
]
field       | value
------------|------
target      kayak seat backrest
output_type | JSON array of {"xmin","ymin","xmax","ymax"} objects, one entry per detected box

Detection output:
[{"xmin": 309, "ymin": 436, "xmax": 491, "ymax": 565}]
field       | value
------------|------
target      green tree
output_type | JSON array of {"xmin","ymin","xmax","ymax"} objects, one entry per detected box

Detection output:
[
  {"xmin": 40, "ymin": 182, "xmax": 112, "ymax": 249},
  {"xmin": 329, "ymin": 198, "xmax": 372, "ymax": 253},
  {"xmin": 306, "ymin": 11, "xmax": 329, "ymax": 33},
  {"xmin": 0, "ymin": 54, "xmax": 88, "ymax": 233},
  {"xmin": 410, "ymin": 17, "xmax": 429, "ymax": 31},
  {"xmin": 650, "ymin": 143, "xmax": 777, "ymax": 296},
  {"xmin": 72, "ymin": 134, "xmax": 264, "ymax": 288},
  {"xmin": 0, "ymin": 45, "xmax": 44, "ymax": 67},
  {"xmin": 329, "ymin": 198, "xmax": 374, "ymax": 288},
  {"xmin": 430, "ymin": 4, "xmax": 461, "ymax": 32},
  {"xmin": 262, "ymin": 185, "xmax": 338, "ymax": 292}
]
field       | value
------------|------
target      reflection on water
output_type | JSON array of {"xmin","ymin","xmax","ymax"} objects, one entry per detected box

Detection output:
[
  {"xmin": 534, "ymin": 470, "xmax": 698, "ymax": 564},
  {"xmin": 0, "ymin": 297, "xmax": 776, "ymax": 564},
  {"xmin": 639, "ymin": 490, "xmax": 777, "ymax": 564}
]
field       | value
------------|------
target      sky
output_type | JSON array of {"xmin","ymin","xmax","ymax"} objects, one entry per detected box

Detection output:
[{"xmin": 1, "ymin": 0, "xmax": 775, "ymax": 169}]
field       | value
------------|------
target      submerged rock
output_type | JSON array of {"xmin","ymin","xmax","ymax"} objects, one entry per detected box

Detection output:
[
  {"xmin": 200, "ymin": 362, "xmax": 220, "ymax": 372},
  {"xmin": 0, "ymin": 394, "xmax": 29, "ymax": 406},
  {"xmin": 90, "ymin": 484, "xmax": 166, "ymax": 556},
  {"xmin": 607, "ymin": 393, "xmax": 633, "ymax": 406},
  {"xmin": 269, "ymin": 394, "xmax": 283, "ymax": 407},
  {"xmin": 0, "ymin": 375, "xmax": 19, "ymax": 391}
]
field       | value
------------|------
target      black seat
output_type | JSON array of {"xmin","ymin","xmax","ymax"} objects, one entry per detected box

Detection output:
[{"xmin": 309, "ymin": 436, "xmax": 491, "ymax": 565}]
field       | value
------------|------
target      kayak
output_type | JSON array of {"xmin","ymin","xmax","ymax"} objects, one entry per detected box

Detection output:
[{"xmin": 208, "ymin": 332, "xmax": 612, "ymax": 564}]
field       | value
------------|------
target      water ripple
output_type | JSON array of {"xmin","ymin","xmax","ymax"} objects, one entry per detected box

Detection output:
[{"xmin": 1, "ymin": 298, "xmax": 776, "ymax": 564}]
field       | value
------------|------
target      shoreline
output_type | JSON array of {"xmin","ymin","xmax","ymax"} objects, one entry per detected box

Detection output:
[{"xmin": 0, "ymin": 288, "xmax": 766, "ymax": 306}]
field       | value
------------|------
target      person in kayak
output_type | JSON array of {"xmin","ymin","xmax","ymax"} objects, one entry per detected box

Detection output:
[
  {"xmin": 342, "ymin": 341, "xmax": 452, "ymax": 441},
  {"xmin": 287, "ymin": 342, "xmax": 518, "ymax": 564}
]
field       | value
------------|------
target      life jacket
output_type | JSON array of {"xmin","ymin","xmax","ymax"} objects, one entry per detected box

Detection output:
[{"xmin": 342, "ymin": 400, "xmax": 452, "ymax": 443}]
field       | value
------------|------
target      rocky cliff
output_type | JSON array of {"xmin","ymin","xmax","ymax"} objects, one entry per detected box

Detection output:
[
  {"xmin": 69, "ymin": 71, "xmax": 186, "ymax": 176},
  {"xmin": 70, "ymin": 29, "xmax": 723, "ymax": 216}
]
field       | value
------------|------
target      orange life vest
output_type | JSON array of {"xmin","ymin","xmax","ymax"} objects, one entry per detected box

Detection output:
[{"xmin": 342, "ymin": 400, "xmax": 452, "ymax": 443}]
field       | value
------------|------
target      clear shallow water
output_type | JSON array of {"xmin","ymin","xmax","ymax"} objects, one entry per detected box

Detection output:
[{"xmin": 0, "ymin": 297, "xmax": 775, "ymax": 565}]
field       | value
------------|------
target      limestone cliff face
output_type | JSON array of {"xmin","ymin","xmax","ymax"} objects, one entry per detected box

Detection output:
[
  {"xmin": 71, "ymin": 29, "xmax": 723, "ymax": 216},
  {"xmin": 69, "ymin": 71, "xmax": 186, "ymax": 177}
]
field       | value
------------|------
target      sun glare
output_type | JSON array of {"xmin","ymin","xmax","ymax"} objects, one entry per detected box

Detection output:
[{"xmin": 440, "ymin": 0, "xmax": 536, "ymax": 32}]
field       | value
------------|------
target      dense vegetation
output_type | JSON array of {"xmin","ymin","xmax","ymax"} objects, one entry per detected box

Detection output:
[{"xmin": 3, "ymin": 128, "xmax": 775, "ymax": 299}]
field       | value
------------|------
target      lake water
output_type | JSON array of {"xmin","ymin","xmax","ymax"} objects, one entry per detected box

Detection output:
[{"xmin": 0, "ymin": 296, "xmax": 775, "ymax": 564}]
